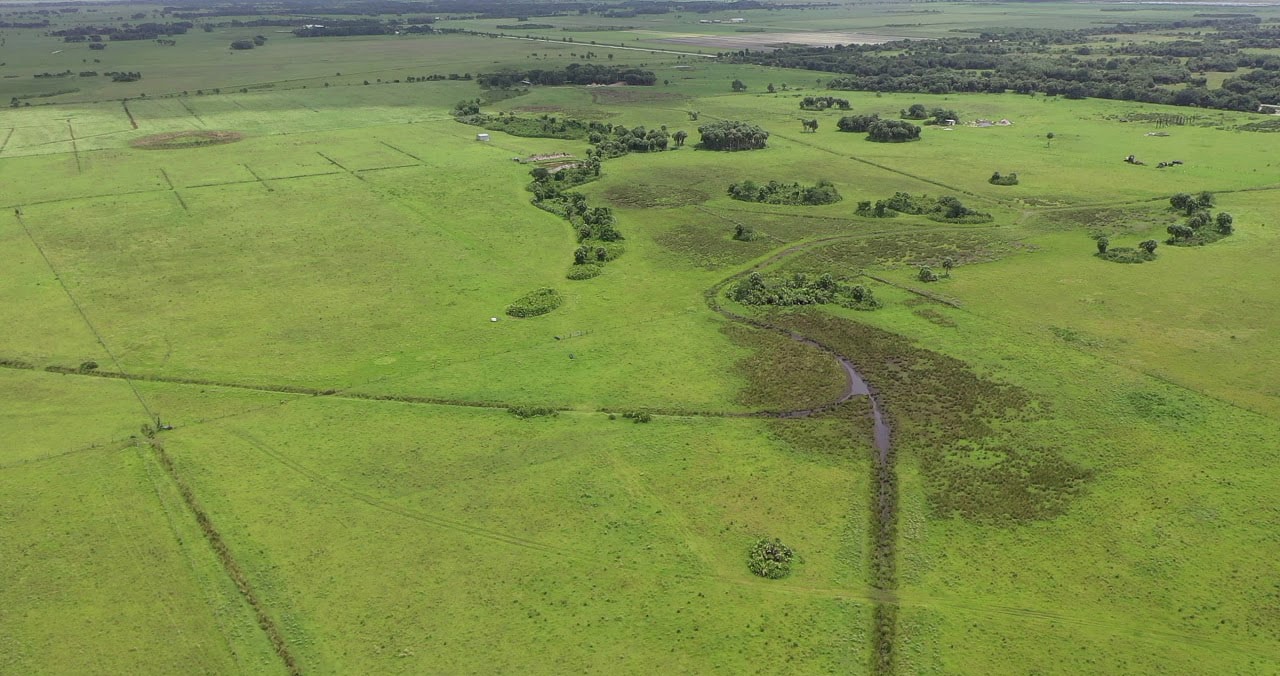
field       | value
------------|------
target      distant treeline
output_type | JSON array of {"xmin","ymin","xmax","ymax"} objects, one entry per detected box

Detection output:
[
  {"xmin": 729, "ymin": 17, "xmax": 1280, "ymax": 112},
  {"xmin": 52, "ymin": 22, "xmax": 192, "ymax": 41},
  {"xmin": 478, "ymin": 64, "xmax": 656, "ymax": 88}
]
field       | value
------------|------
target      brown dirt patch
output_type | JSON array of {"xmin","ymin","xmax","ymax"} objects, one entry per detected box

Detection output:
[{"xmin": 131, "ymin": 130, "xmax": 244, "ymax": 150}]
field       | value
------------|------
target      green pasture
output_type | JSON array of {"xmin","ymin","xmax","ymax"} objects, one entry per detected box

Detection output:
[{"xmin": 1, "ymin": 5, "xmax": 1278, "ymax": 674}]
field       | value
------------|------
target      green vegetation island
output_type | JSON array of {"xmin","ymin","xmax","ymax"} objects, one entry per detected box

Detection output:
[{"xmin": 1, "ymin": 1, "xmax": 1277, "ymax": 674}]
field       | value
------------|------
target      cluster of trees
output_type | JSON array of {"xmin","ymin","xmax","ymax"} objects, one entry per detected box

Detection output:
[
  {"xmin": 902, "ymin": 104, "xmax": 959, "ymax": 124},
  {"xmin": 800, "ymin": 95, "xmax": 850, "ymax": 110},
  {"xmin": 867, "ymin": 119, "xmax": 920, "ymax": 143},
  {"xmin": 453, "ymin": 103, "xmax": 598, "ymax": 140},
  {"xmin": 989, "ymin": 171, "xmax": 1019, "ymax": 186},
  {"xmin": 857, "ymin": 192, "xmax": 991, "ymax": 223},
  {"xmin": 727, "ymin": 179, "xmax": 841, "ymax": 206},
  {"xmin": 836, "ymin": 113, "xmax": 879, "ymax": 132},
  {"xmin": 591, "ymin": 125, "xmax": 672, "ymax": 157},
  {"xmin": 725, "ymin": 17, "xmax": 1280, "ymax": 112},
  {"xmin": 294, "ymin": 21, "xmax": 393, "ymax": 38},
  {"xmin": 108, "ymin": 71, "xmax": 142, "ymax": 82},
  {"xmin": 229, "ymin": 36, "xmax": 266, "ymax": 49},
  {"xmin": 52, "ymin": 22, "xmax": 192, "ymax": 41},
  {"xmin": 1166, "ymin": 202, "xmax": 1234, "ymax": 245},
  {"xmin": 406, "ymin": 73, "xmax": 471, "ymax": 82},
  {"xmin": 730, "ymin": 272, "xmax": 880, "ymax": 310},
  {"xmin": 478, "ymin": 64, "xmax": 656, "ymax": 88},
  {"xmin": 698, "ymin": 120, "xmax": 769, "ymax": 151}
]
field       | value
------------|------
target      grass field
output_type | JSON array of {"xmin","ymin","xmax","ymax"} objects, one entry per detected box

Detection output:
[{"xmin": 2, "ymin": 2, "xmax": 1278, "ymax": 674}]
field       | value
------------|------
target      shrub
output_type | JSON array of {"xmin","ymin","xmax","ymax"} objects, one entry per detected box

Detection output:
[
  {"xmin": 78, "ymin": 360, "xmax": 99, "ymax": 372},
  {"xmin": 917, "ymin": 266, "xmax": 939, "ymax": 282},
  {"xmin": 727, "ymin": 179, "xmax": 841, "ymax": 206},
  {"xmin": 1096, "ymin": 246, "xmax": 1156, "ymax": 263},
  {"xmin": 747, "ymin": 538, "xmax": 795, "ymax": 579},
  {"xmin": 566, "ymin": 263, "xmax": 603, "ymax": 280},
  {"xmin": 730, "ymin": 272, "xmax": 881, "ymax": 310},
  {"xmin": 505, "ymin": 288, "xmax": 563, "ymax": 317},
  {"xmin": 508, "ymin": 406, "xmax": 558, "ymax": 418},
  {"xmin": 989, "ymin": 171, "xmax": 1019, "ymax": 186},
  {"xmin": 621, "ymin": 411, "xmax": 652, "ymax": 423},
  {"xmin": 732, "ymin": 223, "xmax": 758, "ymax": 241},
  {"xmin": 836, "ymin": 113, "xmax": 880, "ymax": 133}
]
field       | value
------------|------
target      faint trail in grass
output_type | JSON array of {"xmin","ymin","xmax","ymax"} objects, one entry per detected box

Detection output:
[
  {"xmin": 227, "ymin": 427, "xmax": 583, "ymax": 558},
  {"xmin": 0, "ymin": 127, "xmax": 13, "ymax": 155},
  {"xmin": 145, "ymin": 438, "xmax": 303, "ymax": 676},
  {"xmin": 0, "ymin": 437, "xmax": 135, "ymax": 471},
  {"xmin": 12, "ymin": 213, "xmax": 157, "ymax": 424},
  {"xmin": 693, "ymin": 204, "xmax": 786, "ymax": 243},
  {"xmin": 863, "ymin": 272, "xmax": 963, "ymax": 308}
]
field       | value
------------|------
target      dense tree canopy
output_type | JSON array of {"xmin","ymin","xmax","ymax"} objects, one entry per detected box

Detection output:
[{"xmin": 697, "ymin": 120, "xmax": 769, "ymax": 151}]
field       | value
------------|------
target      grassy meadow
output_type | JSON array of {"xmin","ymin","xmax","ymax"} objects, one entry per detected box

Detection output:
[{"xmin": 2, "ymin": 2, "xmax": 1278, "ymax": 674}]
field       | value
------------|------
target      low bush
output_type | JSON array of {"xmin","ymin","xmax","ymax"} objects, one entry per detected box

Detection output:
[
  {"xmin": 566, "ymin": 263, "xmax": 603, "ymax": 280},
  {"xmin": 1096, "ymin": 246, "xmax": 1156, "ymax": 263},
  {"xmin": 621, "ymin": 411, "xmax": 652, "ymax": 423},
  {"xmin": 989, "ymin": 171, "xmax": 1019, "ymax": 186},
  {"xmin": 730, "ymin": 272, "xmax": 881, "ymax": 310},
  {"xmin": 727, "ymin": 179, "xmax": 841, "ymax": 206},
  {"xmin": 505, "ymin": 288, "xmax": 563, "ymax": 317},
  {"xmin": 747, "ymin": 538, "xmax": 795, "ymax": 579},
  {"xmin": 508, "ymin": 406, "xmax": 558, "ymax": 418}
]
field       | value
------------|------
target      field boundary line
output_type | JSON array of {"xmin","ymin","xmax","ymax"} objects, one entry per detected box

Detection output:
[
  {"xmin": 241, "ymin": 164, "xmax": 274, "ymax": 192},
  {"xmin": 316, "ymin": 151, "xmax": 365, "ymax": 181},
  {"xmin": 493, "ymin": 34, "xmax": 717, "ymax": 58},
  {"xmin": 378, "ymin": 140, "xmax": 425, "ymax": 163},
  {"xmin": 0, "ymin": 436, "xmax": 135, "ymax": 471},
  {"xmin": 12, "ymin": 213, "xmax": 158, "ymax": 424},
  {"xmin": 0, "ymin": 127, "xmax": 13, "ymax": 155},
  {"xmin": 145, "ymin": 438, "xmax": 303, "ymax": 675},
  {"xmin": 177, "ymin": 98, "xmax": 206, "ymax": 128},
  {"xmin": 65, "ymin": 118, "xmax": 81, "ymax": 174},
  {"xmin": 122, "ymin": 100, "xmax": 138, "ymax": 129}
]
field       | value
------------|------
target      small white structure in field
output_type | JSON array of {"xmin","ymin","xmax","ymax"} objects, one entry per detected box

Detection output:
[
  {"xmin": 943, "ymin": 119, "xmax": 957, "ymax": 127},
  {"xmin": 491, "ymin": 317, "xmax": 498, "ymax": 322},
  {"xmin": 729, "ymin": 17, "xmax": 746, "ymax": 23},
  {"xmin": 997, "ymin": 118, "xmax": 1013, "ymax": 126},
  {"xmin": 476, "ymin": 133, "xmax": 490, "ymax": 142}
]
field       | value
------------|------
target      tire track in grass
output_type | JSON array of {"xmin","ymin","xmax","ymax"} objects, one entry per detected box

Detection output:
[
  {"xmin": 0, "ymin": 127, "xmax": 13, "ymax": 155},
  {"xmin": 12, "ymin": 212, "xmax": 157, "ymax": 424},
  {"xmin": 122, "ymin": 100, "xmax": 138, "ymax": 129},
  {"xmin": 65, "ymin": 118, "xmax": 81, "ymax": 174},
  {"xmin": 378, "ymin": 140, "xmax": 425, "ymax": 163},
  {"xmin": 177, "ymin": 98, "xmax": 207, "ymax": 128}
]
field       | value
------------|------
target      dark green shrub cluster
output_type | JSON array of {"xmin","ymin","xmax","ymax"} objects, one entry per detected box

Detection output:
[
  {"xmin": 732, "ymin": 223, "xmax": 758, "ymax": 241},
  {"xmin": 697, "ymin": 120, "xmax": 769, "ymax": 151},
  {"xmin": 477, "ymin": 64, "xmax": 656, "ymax": 89},
  {"xmin": 1169, "ymin": 190, "xmax": 1215, "ymax": 215},
  {"xmin": 529, "ymin": 161, "xmax": 600, "ymax": 195},
  {"xmin": 621, "ymin": 411, "xmax": 652, "ymax": 423},
  {"xmin": 727, "ymin": 179, "xmax": 841, "ymax": 206},
  {"xmin": 854, "ymin": 200, "xmax": 898, "ymax": 218},
  {"xmin": 836, "ymin": 113, "xmax": 879, "ymax": 133},
  {"xmin": 989, "ymin": 171, "xmax": 1019, "ymax": 186},
  {"xmin": 800, "ymin": 95, "xmax": 850, "ymax": 110},
  {"xmin": 1097, "ymin": 246, "xmax": 1157, "ymax": 263},
  {"xmin": 1166, "ymin": 203, "xmax": 1234, "ymax": 246},
  {"xmin": 566, "ymin": 263, "xmax": 603, "ymax": 280},
  {"xmin": 508, "ymin": 405, "xmax": 559, "ymax": 418},
  {"xmin": 591, "ymin": 125, "xmax": 671, "ymax": 157},
  {"xmin": 866, "ymin": 119, "xmax": 921, "ymax": 142},
  {"xmin": 865, "ymin": 192, "xmax": 992, "ymax": 223},
  {"xmin": 453, "ymin": 103, "xmax": 595, "ymax": 140},
  {"xmin": 730, "ymin": 272, "xmax": 881, "ymax": 310},
  {"xmin": 505, "ymin": 288, "xmax": 563, "ymax": 318},
  {"xmin": 747, "ymin": 538, "xmax": 795, "ymax": 579}
]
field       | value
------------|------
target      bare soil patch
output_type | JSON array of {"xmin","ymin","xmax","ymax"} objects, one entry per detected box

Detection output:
[{"xmin": 131, "ymin": 130, "xmax": 244, "ymax": 150}]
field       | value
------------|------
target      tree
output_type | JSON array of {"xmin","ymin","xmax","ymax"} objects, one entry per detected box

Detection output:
[
  {"xmin": 1167, "ymin": 224, "xmax": 1194, "ymax": 240},
  {"xmin": 1096, "ymin": 236, "xmax": 1110, "ymax": 254},
  {"xmin": 767, "ymin": 83, "xmax": 776, "ymax": 93},
  {"xmin": 1195, "ymin": 191, "xmax": 1215, "ymax": 209},
  {"xmin": 802, "ymin": 118, "xmax": 818, "ymax": 133},
  {"xmin": 1216, "ymin": 211, "xmax": 1234, "ymax": 234},
  {"xmin": 673, "ymin": 130, "xmax": 688, "ymax": 147},
  {"xmin": 1186, "ymin": 210, "xmax": 1212, "ymax": 230},
  {"xmin": 1170, "ymin": 192, "xmax": 1195, "ymax": 214},
  {"xmin": 942, "ymin": 257, "xmax": 955, "ymax": 277},
  {"xmin": 731, "ymin": 79, "xmax": 747, "ymax": 92},
  {"xmin": 902, "ymin": 103, "xmax": 928, "ymax": 119},
  {"xmin": 917, "ymin": 266, "xmax": 938, "ymax": 282},
  {"xmin": 688, "ymin": 110, "xmax": 699, "ymax": 121},
  {"xmin": 1046, "ymin": 132, "xmax": 1055, "ymax": 147},
  {"xmin": 1139, "ymin": 240, "xmax": 1158, "ymax": 255},
  {"xmin": 230, "ymin": 39, "xmax": 254, "ymax": 50}
]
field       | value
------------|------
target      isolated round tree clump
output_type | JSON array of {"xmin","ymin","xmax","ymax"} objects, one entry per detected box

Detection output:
[{"xmin": 747, "ymin": 537, "xmax": 796, "ymax": 579}]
